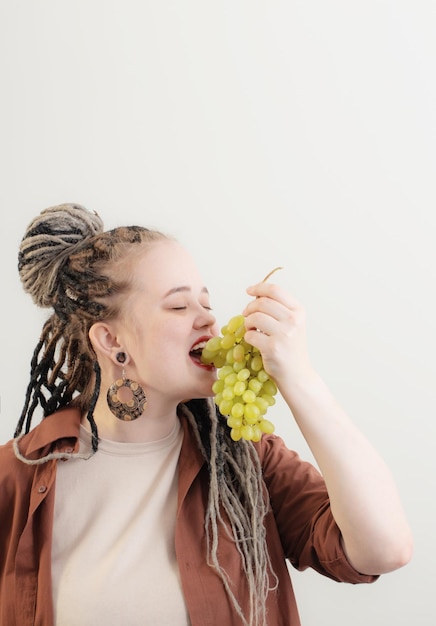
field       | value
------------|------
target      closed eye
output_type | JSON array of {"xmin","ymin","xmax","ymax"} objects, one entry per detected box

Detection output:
[{"xmin": 170, "ymin": 303, "xmax": 212, "ymax": 311}]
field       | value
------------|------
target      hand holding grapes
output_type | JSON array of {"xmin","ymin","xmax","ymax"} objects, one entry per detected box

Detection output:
[
  {"xmin": 243, "ymin": 281, "xmax": 314, "ymax": 391},
  {"xmin": 202, "ymin": 269, "xmax": 315, "ymax": 441}
]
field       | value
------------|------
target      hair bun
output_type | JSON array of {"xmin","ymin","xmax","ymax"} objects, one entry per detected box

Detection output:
[{"xmin": 18, "ymin": 203, "xmax": 104, "ymax": 308}]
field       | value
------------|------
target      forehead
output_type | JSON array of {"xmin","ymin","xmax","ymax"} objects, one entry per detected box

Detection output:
[{"xmin": 132, "ymin": 240, "xmax": 204, "ymax": 292}]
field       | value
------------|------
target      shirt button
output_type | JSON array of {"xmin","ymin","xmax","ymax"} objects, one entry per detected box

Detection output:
[{"xmin": 37, "ymin": 486, "xmax": 47, "ymax": 493}]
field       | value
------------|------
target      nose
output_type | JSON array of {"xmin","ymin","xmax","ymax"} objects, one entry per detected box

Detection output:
[{"xmin": 194, "ymin": 306, "xmax": 217, "ymax": 330}]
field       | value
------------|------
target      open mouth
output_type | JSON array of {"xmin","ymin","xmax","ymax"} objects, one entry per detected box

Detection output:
[{"xmin": 189, "ymin": 339, "xmax": 214, "ymax": 368}]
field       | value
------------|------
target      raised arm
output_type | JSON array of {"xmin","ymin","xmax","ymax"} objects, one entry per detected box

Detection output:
[{"xmin": 243, "ymin": 281, "xmax": 413, "ymax": 575}]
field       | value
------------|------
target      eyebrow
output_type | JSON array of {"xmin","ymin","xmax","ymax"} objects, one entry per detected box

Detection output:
[{"xmin": 162, "ymin": 286, "xmax": 209, "ymax": 298}]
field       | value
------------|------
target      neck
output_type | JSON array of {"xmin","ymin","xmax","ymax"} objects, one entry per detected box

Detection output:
[{"xmin": 83, "ymin": 394, "xmax": 180, "ymax": 443}]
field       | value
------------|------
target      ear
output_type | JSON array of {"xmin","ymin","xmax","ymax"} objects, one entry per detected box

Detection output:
[{"xmin": 89, "ymin": 322, "xmax": 123, "ymax": 364}]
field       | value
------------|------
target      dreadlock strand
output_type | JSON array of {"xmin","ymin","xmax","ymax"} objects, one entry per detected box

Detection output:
[
  {"xmin": 18, "ymin": 337, "xmax": 56, "ymax": 431},
  {"xmin": 208, "ymin": 423, "xmax": 260, "ymax": 625},
  {"xmin": 14, "ymin": 341, "xmax": 45, "ymax": 437},
  {"xmin": 63, "ymin": 335, "xmax": 84, "ymax": 390},
  {"xmin": 25, "ymin": 388, "xmax": 44, "ymax": 433},
  {"xmin": 49, "ymin": 336, "xmax": 68, "ymax": 386},
  {"xmin": 44, "ymin": 378, "xmax": 69, "ymax": 416},
  {"xmin": 85, "ymin": 360, "xmax": 101, "ymax": 452},
  {"xmin": 182, "ymin": 400, "xmax": 278, "ymax": 626}
]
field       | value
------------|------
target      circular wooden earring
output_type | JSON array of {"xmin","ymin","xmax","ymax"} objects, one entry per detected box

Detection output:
[{"xmin": 106, "ymin": 352, "xmax": 147, "ymax": 421}]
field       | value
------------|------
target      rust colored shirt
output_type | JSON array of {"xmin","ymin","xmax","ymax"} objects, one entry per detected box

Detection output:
[{"xmin": 0, "ymin": 406, "xmax": 377, "ymax": 625}]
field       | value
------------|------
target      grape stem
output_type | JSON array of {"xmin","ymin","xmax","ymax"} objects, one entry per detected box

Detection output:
[{"xmin": 261, "ymin": 266, "xmax": 283, "ymax": 283}]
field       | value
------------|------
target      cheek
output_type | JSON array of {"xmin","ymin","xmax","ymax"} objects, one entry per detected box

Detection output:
[
  {"xmin": 145, "ymin": 325, "xmax": 182, "ymax": 359},
  {"xmin": 126, "ymin": 316, "xmax": 185, "ymax": 364}
]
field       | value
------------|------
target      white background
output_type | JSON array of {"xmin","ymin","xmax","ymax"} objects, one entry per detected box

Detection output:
[{"xmin": 1, "ymin": 1, "xmax": 435, "ymax": 624}]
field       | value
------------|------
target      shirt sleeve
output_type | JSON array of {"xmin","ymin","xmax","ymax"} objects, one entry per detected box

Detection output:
[{"xmin": 257, "ymin": 433, "xmax": 378, "ymax": 584}]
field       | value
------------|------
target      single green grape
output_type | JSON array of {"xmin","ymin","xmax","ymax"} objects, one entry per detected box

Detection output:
[{"xmin": 233, "ymin": 381, "xmax": 247, "ymax": 396}]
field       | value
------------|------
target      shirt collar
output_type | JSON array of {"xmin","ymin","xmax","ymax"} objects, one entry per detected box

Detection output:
[
  {"xmin": 16, "ymin": 406, "xmax": 82, "ymax": 458},
  {"xmin": 14, "ymin": 400, "xmax": 211, "ymax": 471}
]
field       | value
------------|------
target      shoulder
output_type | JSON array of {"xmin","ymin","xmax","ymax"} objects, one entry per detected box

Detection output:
[
  {"xmin": 0, "ymin": 438, "xmax": 37, "ymax": 510},
  {"xmin": 0, "ymin": 406, "xmax": 82, "ymax": 473},
  {"xmin": 0, "ymin": 407, "xmax": 82, "ymax": 504},
  {"xmin": 12, "ymin": 406, "xmax": 82, "ymax": 460},
  {"xmin": 0, "ymin": 438, "xmax": 21, "ymax": 473}
]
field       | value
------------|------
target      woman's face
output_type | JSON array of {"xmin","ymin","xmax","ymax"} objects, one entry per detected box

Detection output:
[{"xmin": 114, "ymin": 239, "xmax": 218, "ymax": 404}]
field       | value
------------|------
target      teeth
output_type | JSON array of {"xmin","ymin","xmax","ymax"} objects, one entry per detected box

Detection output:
[{"xmin": 191, "ymin": 340, "xmax": 207, "ymax": 351}]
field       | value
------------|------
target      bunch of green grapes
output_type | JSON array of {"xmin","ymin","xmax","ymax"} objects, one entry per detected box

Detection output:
[{"xmin": 201, "ymin": 314, "xmax": 278, "ymax": 442}]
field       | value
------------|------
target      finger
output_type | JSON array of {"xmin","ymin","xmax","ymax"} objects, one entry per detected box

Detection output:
[
  {"xmin": 244, "ymin": 311, "xmax": 279, "ymax": 335},
  {"xmin": 243, "ymin": 297, "xmax": 281, "ymax": 321},
  {"xmin": 245, "ymin": 282, "xmax": 301, "ymax": 311},
  {"xmin": 244, "ymin": 291, "xmax": 303, "ymax": 323},
  {"xmin": 244, "ymin": 327, "xmax": 271, "ymax": 354}
]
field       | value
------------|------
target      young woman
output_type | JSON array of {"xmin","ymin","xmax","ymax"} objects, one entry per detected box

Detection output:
[{"xmin": 0, "ymin": 204, "xmax": 412, "ymax": 626}]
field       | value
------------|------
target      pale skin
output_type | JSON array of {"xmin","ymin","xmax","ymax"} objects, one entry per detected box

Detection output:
[{"xmin": 87, "ymin": 240, "xmax": 413, "ymax": 577}]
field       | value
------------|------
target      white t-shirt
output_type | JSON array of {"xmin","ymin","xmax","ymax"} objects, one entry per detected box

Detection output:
[{"xmin": 51, "ymin": 420, "xmax": 190, "ymax": 626}]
